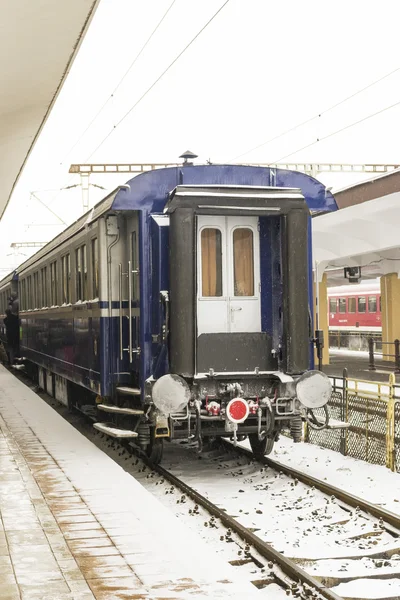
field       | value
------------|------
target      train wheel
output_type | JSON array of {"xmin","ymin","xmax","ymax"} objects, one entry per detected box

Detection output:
[
  {"xmin": 146, "ymin": 436, "xmax": 163, "ymax": 464},
  {"xmin": 249, "ymin": 434, "xmax": 274, "ymax": 458}
]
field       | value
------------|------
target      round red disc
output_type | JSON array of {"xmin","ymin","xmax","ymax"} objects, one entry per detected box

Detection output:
[{"xmin": 228, "ymin": 399, "xmax": 248, "ymax": 422}]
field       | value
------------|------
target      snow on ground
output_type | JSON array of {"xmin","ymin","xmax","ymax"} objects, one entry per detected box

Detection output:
[
  {"xmin": 332, "ymin": 578, "xmax": 400, "ymax": 599},
  {"xmin": 270, "ymin": 436, "xmax": 400, "ymax": 515}
]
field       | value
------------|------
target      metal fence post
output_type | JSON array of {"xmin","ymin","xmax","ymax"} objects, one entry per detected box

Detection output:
[
  {"xmin": 395, "ymin": 339, "xmax": 400, "ymax": 374},
  {"xmin": 387, "ymin": 373, "xmax": 396, "ymax": 471},
  {"xmin": 368, "ymin": 337, "xmax": 376, "ymax": 371},
  {"xmin": 340, "ymin": 368, "xmax": 348, "ymax": 456}
]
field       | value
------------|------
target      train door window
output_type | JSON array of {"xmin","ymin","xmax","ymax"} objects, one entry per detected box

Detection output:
[
  {"xmin": 41, "ymin": 267, "xmax": 47, "ymax": 306},
  {"xmin": 201, "ymin": 228, "xmax": 223, "ymax": 297},
  {"xmin": 76, "ymin": 245, "xmax": 87, "ymax": 301},
  {"xmin": 358, "ymin": 296, "xmax": 366, "ymax": 313},
  {"xmin": 233, "ymin": 228, "xmax": 254, "ymax": 296},
  {"xmin": 329, "ymin": 298, "xmax": 337, "ymax": 313},
  {"xmin": 61, "ymin": 254, "xmax": 71, "ymax": 304},
  {"xmin": 348, "ymin": 297, "xmax": 356, "ymax": 313},
  {"xmin": 368, "ymin": 296, "xmax": 377, "ymax": 313},
  {"xmin": 338, "ymin": 298, "xmax": 346, "ymax": 313},
  {"xmin": 33, "ymin": 272, "xmax": 39, "ymax": 308},
  {"xmin": 92, "ymin": 238, "xmax": 99, "ymax": 298},
  {"xmin": 50, "ymin": 261, "xmax": 57, "ymax": 305}
]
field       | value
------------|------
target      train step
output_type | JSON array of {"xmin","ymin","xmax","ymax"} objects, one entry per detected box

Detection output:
[
  {"xmin": 116, "ymin": 386, "xmax": 141, "ymax": 396},
  {"xmin": 97, "ymin": 404, "xmax": 144, "ymax": 416},
  {"xmin": 93, "ymin": 423, "xmax": 138, "ymax": 438}
]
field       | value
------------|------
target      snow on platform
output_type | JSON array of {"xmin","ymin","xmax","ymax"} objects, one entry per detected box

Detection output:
[{"xmin": 0, "ymin": 365, "xmax": 265, "ymax": 600}]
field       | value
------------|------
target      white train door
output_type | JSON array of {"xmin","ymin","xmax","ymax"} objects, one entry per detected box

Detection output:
[{"xmin": 197, "ymin": 216, "xmax": 261, "ymax": 335}]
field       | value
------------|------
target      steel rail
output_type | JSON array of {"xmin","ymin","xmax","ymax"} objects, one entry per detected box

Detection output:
[
  {"xmin": 147, "ymin": 460, "xmax": 343, "ymax": 600},
  {"xmin": 227, "ymin": 442, "xmax": 400, "ymax": 532}
]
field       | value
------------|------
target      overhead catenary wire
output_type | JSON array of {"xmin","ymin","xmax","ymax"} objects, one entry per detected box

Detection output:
[
  {"xmin": 270, "ymin": 97, "xmax": 400, "ymax": 164},
  {"xmin": 86, "ymin": 0, "xmax": 231, "ymax": 161},
  {"xmin": 231, "ymin": 64, "xmax": 400, "ymax": 162},
  {"xmin": 59, "ymin": 0, "xmax": 177, "ymax": 166}
]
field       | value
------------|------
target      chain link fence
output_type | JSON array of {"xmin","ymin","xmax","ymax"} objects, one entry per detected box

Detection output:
[{"xmin": 305, "ymin": 371, "xmax": 400, "ymax": 471}]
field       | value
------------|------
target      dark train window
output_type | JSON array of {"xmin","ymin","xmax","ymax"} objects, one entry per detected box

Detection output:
[
  {"xmin": 76, "ymin": 245, "xmax": 87, "ymax": 301},
  {"xmin": 329, "ymin": 298, "xmax": 337, "ymax": 313},
  {"xmin": 358, "ymin": 296, "xmax": 366, "ymax": 313},
  {"xmin": 201, "ymin": 228, "xmax": 222, "ymax": 297},
  {"xmin": 27, "ymin": 276, "xmax": 32, "ymax": 309},
  {"xmin": 41, "ymin": 267, "xmax": 47, "ymax": 306},
  {"xmin": 348, "ymin": 297, "xmax": 356, "ymax": 313},
  {"xmin": 368, "ymin": 296, "xmax": 377, "ymax": 313},
  {"xmin": 338, "ymin": 298, "xmax": 346, "ymax": 313},
  {"xmin": 33, "ymin": 272, "xmax": 39, "ymax": 308},
  {"xmin": 61, "ymin": 254, "xmax": 71, "ymax": 304},
  {"xmin": 379, "ymin": 295, "xmax": 382, "ymax": 312},
  {"xmin": 92, "ymin": 238, "xmax": 99, "ymax": 298},
  {"xmin": 50, "ymin": 261, "xmax": 57, "ymax": 305},
  {"xmin": 20, "ymin": 280, "xmax": 25, "ymax": 311}
]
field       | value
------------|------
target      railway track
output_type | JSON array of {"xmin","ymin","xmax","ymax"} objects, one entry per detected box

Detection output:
[
  {"xmin": 10, "ymin": 367, "xmax": 400, "ymax": 599},
  {"xmin": 147, "ymin": 441, "xmax": 400, "ymax": 600}
]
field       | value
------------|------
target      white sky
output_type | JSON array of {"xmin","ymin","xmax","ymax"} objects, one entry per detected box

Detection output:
[{"xmin": 2, "ymin": 0, "xmax": 400, "ymax": 273}]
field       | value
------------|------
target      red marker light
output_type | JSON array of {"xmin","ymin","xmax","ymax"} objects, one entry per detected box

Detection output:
[{"xmin": 226, "ymin": 398, "xmax": 249, "ymax": 423}]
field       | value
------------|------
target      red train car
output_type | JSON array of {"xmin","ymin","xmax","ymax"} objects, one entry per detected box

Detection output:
[{"xmin": 328, "ymin": 282, "xmax": 381, "ymax": 332}]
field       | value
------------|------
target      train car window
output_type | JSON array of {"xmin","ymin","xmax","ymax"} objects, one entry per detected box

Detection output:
[
  {"xmin": 61, "ymin": 254, "xmax": 71, "ymax": 304},
  {"xmin": 83, "ymin": 245, "xmax": 87, "ymax": 300},
  {"xmin": 92, "ymin": 238, "xmax": 99, "ymax": 298},
  {"xmin": 329, "ymin": 298, "xmax": 337, "ymax": 313},
  {"xmin": 368, "ymin": 296, "xmax": 377, "ymax": 313},
  {"xmin": 20, "ymin": 280, "xmax": 25, "ymax": 311},
  {"xmin": 76, "ymin": 245, "xmax": 87, "ymax": 301},
  {"xmin": 233, "ymin": 228, "xmax": 254, "ymax": 296},
  {"xmin": 348, "ymin": 297, "xmax": 356, "ymax": 313},
  {"xmin": 50, "ymin": 261, "xmax": 57, "ymax": 305},
  {"xmin": 338, "ymin": 298, "xmax": 346, "ymax": 313},
  {"xmin": 33, "ymin": 272, "xmax": 39, "ymax": 308},
  {"xmin": 201, "ymin": 228, "xmax": 222, "ymax": 297},
  {"xmin": 41, "ymin": 267, "xmax": 48, "ymax": 306},
  {"xmin": 358, "ymin": 296, "xmax": 366, "ymax": 313},
  {"xmin": 76, "ymin": 248, "xmax": 82, "ymax": 300},
  {"xmin": 27, "ymin": 276, "xmax": 32, "ymax": 310}
]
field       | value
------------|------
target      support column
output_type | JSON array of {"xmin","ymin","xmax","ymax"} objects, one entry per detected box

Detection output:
[
  {"xmin": 381, "ymin": 274, "xmax": 400, "ymax": 360},
  {"xmin": 313, "ymin": 273, "xmax": 329, "ymax": 365}
]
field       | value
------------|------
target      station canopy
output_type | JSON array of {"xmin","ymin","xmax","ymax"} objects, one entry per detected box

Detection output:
[
  {"xmin": 313, "ymin": 170, "xmax": 400, "ymax": 283},
  {"xmin": 0, "ymin": 0, "xmax": 99, "ymax": 220}
]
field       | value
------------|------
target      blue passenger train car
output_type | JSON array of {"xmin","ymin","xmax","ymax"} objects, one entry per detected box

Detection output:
[{"xmin": 0, "ymin": 163, "xmax": 337, "ymax": 463}]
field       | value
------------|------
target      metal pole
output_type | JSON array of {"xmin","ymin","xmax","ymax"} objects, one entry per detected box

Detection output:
[
  {"xmin": 368, "ymin": 337, "xmax": 376, "ymax": 371},
  {"xmin": 395, "ymin": 339, "xmax": 400, "ymax": 374}
]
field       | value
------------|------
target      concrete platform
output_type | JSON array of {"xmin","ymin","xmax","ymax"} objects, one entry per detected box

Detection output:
[
  {"xmin": 324, "ymin": 349, "xmax": 400, "ymax": 383},
  {"xmin": 0, "ymin": 365, "xmax": 262, "ymax": 600}
]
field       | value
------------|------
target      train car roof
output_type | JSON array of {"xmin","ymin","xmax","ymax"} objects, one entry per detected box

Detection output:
[
  {"xmin": 328, "ymin": 281, "xmax": 381, "ymax": 296},
  {"xmin": 0, "ymin": 271, "xmax": 17, "ymax": 291},
  {"xmin": 1, "ymin": 164, "xmax": 337, "ymax": 278},
  {"xmin": 112, "ymin": 164, "xmax": 337, "ymax": 215}
]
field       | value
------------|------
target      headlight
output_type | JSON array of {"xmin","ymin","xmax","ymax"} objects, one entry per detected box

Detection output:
[
  {"xmin": 152, "ymin": 374, "xmax": 190, "ymax": 415},
  {"xmin": 296, "ymin": 370, "xmax": 332, "ymax": 409}
]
